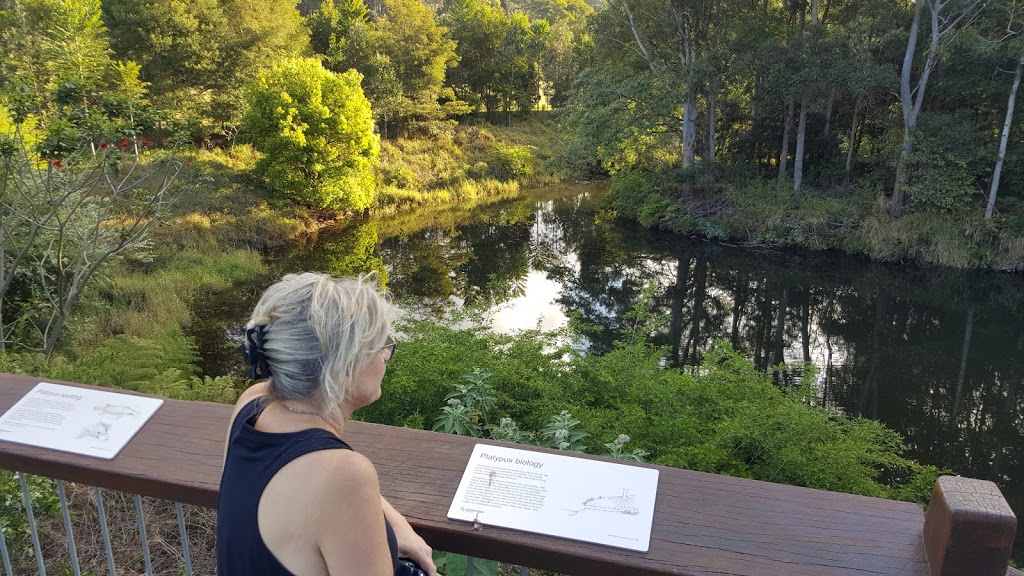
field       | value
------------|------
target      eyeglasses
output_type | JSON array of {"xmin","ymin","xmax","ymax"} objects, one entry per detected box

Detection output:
[{"xmin": 382, "ymin": 336, "xmax": 397, "ymax": 364}]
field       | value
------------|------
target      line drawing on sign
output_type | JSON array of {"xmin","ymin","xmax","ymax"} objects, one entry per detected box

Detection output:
[
  {"xmin": 78, "ymin": 421, "xmax": 112, "ymax": 441},
  {"xmin": 93, "ymin": 403, "xmax": 140, "ymax": 419},
  {"xmin": 564, "ymin": 488, "xmax": 640, "ymax": 517}
]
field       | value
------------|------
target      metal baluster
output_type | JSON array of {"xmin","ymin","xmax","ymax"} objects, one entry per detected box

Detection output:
[
  {"xmin": 93, "ymin": 488, "xmax": 116, "ymax": 576},
  {"xmin": 17, "ymin": 473, "xmax": 46, "ymax": 576},
  {"xmin": 133, "ymin": 495, "xmax": 153, "ymax": 576},
  {"xmin": 466, "ymin": 555, "xmax": 474, "ymax": 576},
  {"xmin": 56, "ymin": 480, "xmax": 81, "ymax": 576},
  {"xmin": 521, "ymin": 566, "xmax": 529, "ymax": 576},
  {"xmin": 174, "ymin": 502, "xmax": 193, "ymax": 576},
  {"xmin": 0, "ymin": 507, "xmax": 14, "ymax": 576}
]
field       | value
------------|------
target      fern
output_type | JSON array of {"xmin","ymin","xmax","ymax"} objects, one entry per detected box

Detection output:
[{"xmin": 0, "ymin": 335, "xmax": 237, "ymax": 403}]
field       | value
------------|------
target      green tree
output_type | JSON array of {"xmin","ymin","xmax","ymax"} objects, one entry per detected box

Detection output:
[
  {"xmin": 443, "ymin": 0, "xmax": 507, "ymax": 112},
  {"xmin": 306, "ymin": 0, "xmax": 367, "ymax": 57},
  {"xmin": 241, "ymin": 57, "xmax": 379, "ymax": 211},
  {"xmin": 1, "ymin": 0, "xmax": 115, "ymax": 110},
  {"xmin": 372, "ymin": 0, "xmax": 457, "ymax": 103},
  {"xmin": 310, "ymin": 0, "xmax": 459, "ymax": 132},
  {"xmin": 101, "ymin": 0, "xmax": 230, "ymax": 130}
]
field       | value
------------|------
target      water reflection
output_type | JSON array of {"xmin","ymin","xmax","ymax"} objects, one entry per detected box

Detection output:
[{"xmin": 188, "ymin": 184, "xmax": 1024, "ymax": 560}]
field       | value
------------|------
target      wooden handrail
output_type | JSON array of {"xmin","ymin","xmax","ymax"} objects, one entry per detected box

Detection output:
[{"xmin": 0, "ymin": 374, "xmax": 1018, "ymax": 576}]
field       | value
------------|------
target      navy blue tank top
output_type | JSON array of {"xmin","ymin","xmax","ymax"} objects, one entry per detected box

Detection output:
[{"xmin": 217, "ymin": 397, "xmax": 399, "ymax": 575}]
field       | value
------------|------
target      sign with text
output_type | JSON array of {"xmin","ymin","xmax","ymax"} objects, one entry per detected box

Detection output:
[
  {"xmin": 0, "ymin": 382, "xmax": 163, "ymax": 459},
  {"xmin": 447, "ymin": 444, "xmax": 659, "ymax": 552}
]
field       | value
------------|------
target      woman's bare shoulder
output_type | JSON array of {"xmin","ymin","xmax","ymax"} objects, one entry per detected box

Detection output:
[
  {"xmin": 235, "ymin": 381, "xmax": 269, "ymax": 409},
  {"xmin": 300, "ymin": 446, "xmax": 379, "ymax": 490}
]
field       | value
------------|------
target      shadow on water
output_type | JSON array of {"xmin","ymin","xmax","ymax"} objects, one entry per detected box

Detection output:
[{"xmin": 187, "ymin": 183, "xmax": 1024, "ymax": 562}]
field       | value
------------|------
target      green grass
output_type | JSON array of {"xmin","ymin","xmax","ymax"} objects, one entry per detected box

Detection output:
[
  {"xmin": 608, "ymin": 170, "xmax": 1024, "ymax": 271},
  {"xmin": 374, "ymin": 112, "xmax": 568, "ymax": 213}
]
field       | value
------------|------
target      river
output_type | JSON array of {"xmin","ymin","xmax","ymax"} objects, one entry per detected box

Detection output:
[{"xmin": 188, "ymin": 183, "xmax": 1024, "ymax": 561}]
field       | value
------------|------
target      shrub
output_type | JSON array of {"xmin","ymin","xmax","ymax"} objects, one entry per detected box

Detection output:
[
  {"xmin": 489, "ymin": 143, "xmax": 534, "ymax": 180},
  {"xmin": 242, "ymin": 58, "xmax": 379, "ymax": 211}
]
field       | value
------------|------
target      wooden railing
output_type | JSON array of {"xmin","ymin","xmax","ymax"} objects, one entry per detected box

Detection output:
[{"xmin": 0, "ymin": 373, "xmax": 1020, "ymax": 576}]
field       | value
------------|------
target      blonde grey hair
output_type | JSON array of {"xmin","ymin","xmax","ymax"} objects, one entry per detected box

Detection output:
[{"xmin": 247, "ymin": 272, "xmax": 400, "ymax": 419}]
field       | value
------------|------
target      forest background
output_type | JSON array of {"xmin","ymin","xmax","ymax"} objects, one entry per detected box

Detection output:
[{"xmin": 1, "ymin": 0, "xmax": 1023, "ymax": 571}]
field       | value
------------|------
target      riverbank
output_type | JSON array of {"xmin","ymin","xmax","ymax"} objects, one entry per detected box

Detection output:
[
  {"xmin": 606, "ymin": 170, "xmax": 1024, "ymax": 272},
  {"xmin": 37, "ymin": 113, "xmax": 569, "ymax": 369}
]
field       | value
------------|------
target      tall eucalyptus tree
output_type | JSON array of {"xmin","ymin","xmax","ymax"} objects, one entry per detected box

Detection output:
[{"xmin": 891, "ymin": 0, "xmax": 983, "ymax": 217}]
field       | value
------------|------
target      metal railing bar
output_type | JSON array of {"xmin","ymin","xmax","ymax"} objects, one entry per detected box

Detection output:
[
  {"xmin": 521, "ymin": 566, "xmax": 528, "ymax": 576},
  {"xmin": 0, "ymin": 511, "xmax": 13, "ymax": 576},
  {"xmin": 174, "ymin": 502, "xmax": 193, "ymax": 576},
  {"xmin": 466, "ymin": 555, "xmax": 474, "ymax": 576},
  {"xmin": 92, "ymin": 488, "xmax": 116, "ymax": 576},
  {"xmin": 133, "ymin": 494, "xmax": 153, "ymax": 576},
  {"xmin": 56, "ymin": 480, "xmax": 82, "ymax": 576},
  {"xmin": 18, "ymin": 472, "xmax": 46, "ymax": 576}
]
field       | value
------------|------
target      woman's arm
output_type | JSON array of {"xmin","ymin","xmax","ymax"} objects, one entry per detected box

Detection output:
[
  {"xmin": 381, "ymin": 496, "xmax": 437, "ymax": 576},
  {"xmin": 317, "ymin": 451, "xmax": 396, "ymax": 576}
]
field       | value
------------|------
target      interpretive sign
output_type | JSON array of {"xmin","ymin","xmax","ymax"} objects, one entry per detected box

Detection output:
[
  {"xmin": 447, "ymin": 443, "xmax": 659, "ymax": 552},
  {"xmin": 0, "ymin": 382, "xmax": 163, "ymax": 459}
]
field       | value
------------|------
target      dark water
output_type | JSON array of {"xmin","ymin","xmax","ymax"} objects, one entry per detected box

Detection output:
[{"xmin": 189, "ymin": 184, "xmax": 1024, "ymax": 561}]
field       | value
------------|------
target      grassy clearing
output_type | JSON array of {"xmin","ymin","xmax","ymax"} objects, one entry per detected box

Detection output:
[{"xmin": 375, "ymin": 112, "xmax": 568, "ymax": 212}]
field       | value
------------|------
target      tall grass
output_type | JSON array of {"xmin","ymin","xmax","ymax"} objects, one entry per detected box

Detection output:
[
  {"xmin": 68, "ymin": 248, "xmax": 265, "ymax": 357},
  {"xmin": 374, "ymin": 113, "xmax": 567, "ymax": 213},
  {"xmin": 609, "ymin": 171, "xmax": 1024, "ymax": 271}
]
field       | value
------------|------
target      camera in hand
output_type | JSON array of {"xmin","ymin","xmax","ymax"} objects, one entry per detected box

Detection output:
[{"xmin": 396, "ymin": 558, "xmax": 427, "ymax": 576}]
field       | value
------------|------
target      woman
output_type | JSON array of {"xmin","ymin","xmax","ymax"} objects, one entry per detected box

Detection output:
[{"xmin": 217, "ymin": 272, "xmax": 436, "ymax": 576}]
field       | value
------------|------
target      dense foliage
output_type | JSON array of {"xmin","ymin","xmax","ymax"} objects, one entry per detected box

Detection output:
[
  {"xmin": 561, "ymin": 0, "xmax": 1024, "ymax": 266},
  {"xmin": 242, "ymin": 57, "xmax": 379, "ymax": 210},
  {"xmin": 364, "ymin": 314, "xmax": 941, "ymax": 503}
]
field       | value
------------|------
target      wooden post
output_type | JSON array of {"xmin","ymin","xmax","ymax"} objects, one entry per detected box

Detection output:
[{"xmin": 923, "ymin": 475, "xmax": 1017, "ymax": 576}]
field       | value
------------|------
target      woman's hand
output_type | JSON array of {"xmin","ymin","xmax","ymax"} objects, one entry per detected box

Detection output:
[{"xmin": 382, "ymin": 497, "xmax": 437, "ymax": 576}]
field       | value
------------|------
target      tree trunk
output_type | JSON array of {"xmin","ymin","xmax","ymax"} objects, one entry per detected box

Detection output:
[
  {"xmin": 683, "ymin": 88, "xmax": 697, "ymax": 168},
  {"xmin": 794, "ymin": 92, "xmax": 810, "ymax": 196},
  {"xmin": 893, "ymin": 0, "xmax": 941, "ymax": 217},
  {"xmin": 986, "ymin": 55, "xmax": 1024, "ymax": 219},
  {"xmin": 891, "ymin": 128, "xmax": 913, "ymax": 217},
  {"xmin": 707, "ymin": 90, "xmax": 717, "ymax": 165},
  {"xmin": 845, "ymin": 97, "xmax": 862, "ymax": 181},
  {"xmin": 779, "ymin": 94, "xmax": 796, "ymax": 179},
  {"xmin": 822, "ymin": 86, "xmax": 837, "ymax": 136}
]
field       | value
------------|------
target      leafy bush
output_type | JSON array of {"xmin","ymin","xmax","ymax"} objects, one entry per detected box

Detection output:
[
  {"xmin": 608, "ymin": 170, "xmax": 678, "ymax": 227},
  {"xmin": 489, "ymin": 143, "xmax": 534, "ymax": 180},
  {"xmin": 242, "ymin": 58, "xmax": 379, "ymax": 211}
]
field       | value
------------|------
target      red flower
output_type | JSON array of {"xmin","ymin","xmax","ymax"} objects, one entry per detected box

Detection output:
[
  {"xmin": 140, "ymin": 138, "xmax": 152, "ymax": 148},
  {"xmin": 99, "ymin": 141, "xmax": 108, "ymax": 149},
  {"xmin": 120, "ymin": 137, "xmax": 130, "ymax": 149},
  {"xmin": 50, "ymin": 159, "xmax": 62, "ymax": 168}
]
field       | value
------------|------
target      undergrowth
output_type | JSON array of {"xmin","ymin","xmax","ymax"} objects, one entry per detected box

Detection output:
[
  {"xmin": 607, "ymin": 170, "xmax": 1024, "ymax": 271},
  {"xmin": 368, "ymin": 309, "xmax": 942, "ymax": 504}
]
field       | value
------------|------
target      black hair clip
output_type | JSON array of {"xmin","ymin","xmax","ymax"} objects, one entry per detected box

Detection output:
[{"xmin": 243, "ymin": 325, "xmax": 272, "ymax": 380}]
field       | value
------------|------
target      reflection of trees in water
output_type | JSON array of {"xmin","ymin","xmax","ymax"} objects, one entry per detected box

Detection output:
[{"xmin": 521, "ymin": 199, "xmax": 1024, "ymax": 555}]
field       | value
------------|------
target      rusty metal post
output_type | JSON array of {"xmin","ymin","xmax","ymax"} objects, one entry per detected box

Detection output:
[{"xmin": 923, "ymin": 475, "xmax": 1017, "ymax": 576}]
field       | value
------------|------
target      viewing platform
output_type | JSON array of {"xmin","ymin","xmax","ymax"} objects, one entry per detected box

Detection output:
[{"xmin": 0, "ymin": 373, "xmax": 1020, "ymax": 576}]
